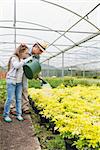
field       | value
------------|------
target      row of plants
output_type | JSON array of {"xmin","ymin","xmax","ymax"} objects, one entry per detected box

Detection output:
[
  {"xmin": 0, "ymin": 79, "xmax": 6, "ymax": 104},
  {"xmin": 0, "ymin": 80, "xmax": 6, "ymax": 115},
  {"xmin": 1, "ymin": 76, "xmax": 100, "ymax": 104},
  {"xmin": 30, "ymin": 106, "xmax": 66, "ymax": 150},
  {"xmin": 1, "ymin": 76, "xmax": 100, "ymax": 90},
  {"xmin": 28, "ymin": 85, "xmax": 100, "ymax": 150},
  {"xmin": 28, "ymin": 76, "xmax": 100, "ymax": 88}
]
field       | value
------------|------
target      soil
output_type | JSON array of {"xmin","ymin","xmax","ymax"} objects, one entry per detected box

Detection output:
[{"xmin": 0, "ymin": 105, "xmax": 41, "ymax": 150}]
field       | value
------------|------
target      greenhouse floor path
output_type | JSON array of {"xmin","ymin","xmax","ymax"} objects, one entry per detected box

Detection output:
[{"xmin": 0, "ymin": 106, "xmax": 41, "ymax": 150}]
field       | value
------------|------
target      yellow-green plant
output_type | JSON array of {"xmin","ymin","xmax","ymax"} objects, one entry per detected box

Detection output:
[{"xmin": 28, "ymin": 85, "xmax": 100, "ymax": 150}]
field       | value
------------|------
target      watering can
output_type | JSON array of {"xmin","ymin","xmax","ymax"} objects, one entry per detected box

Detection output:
[{"xmin": 23, "ymin": 59, "xmax": 41, "ymax": 79}]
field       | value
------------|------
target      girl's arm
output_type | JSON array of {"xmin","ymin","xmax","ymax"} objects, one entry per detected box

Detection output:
[
  {"xmin": 11, "ymin": 56, "xmax": 33, "ymax": 69},
  {"xmin": 11, "ymin": 56, "xmax": 25, "ymax": 69}
]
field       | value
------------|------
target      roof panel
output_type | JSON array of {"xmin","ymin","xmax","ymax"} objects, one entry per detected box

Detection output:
[{"xmin": 0, "ymin": 0, "xmax": 100, "ymax": 71}]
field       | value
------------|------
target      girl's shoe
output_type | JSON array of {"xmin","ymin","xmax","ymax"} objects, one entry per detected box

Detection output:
[
  {"xmin": 16, "ymin": 115, "xmax": 24, "ymax": 121},
  {"xmin": 4, "ymin": 116, "xmax": 12, "ymax": 122}
]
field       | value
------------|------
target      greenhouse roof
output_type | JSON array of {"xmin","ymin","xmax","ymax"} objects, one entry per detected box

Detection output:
[{"xmin": 0, "ymin": 0, "xmax": 100, "ymax": 70}]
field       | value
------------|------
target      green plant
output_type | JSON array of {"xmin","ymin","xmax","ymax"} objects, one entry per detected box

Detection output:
[
  {"xmin": 28, "ymin": 79, "xmax": 41, "ymax": 88},
  {"xmin": 46, "ymin": 135, "xmax": 66, "ymax": 150},
  {"xmin": 0, "ymin": 79, "xmax": 6, "ymax": 104},
  {"xmin": 30, "ymin": 108, "xmax": 66, "ymax": 150}
]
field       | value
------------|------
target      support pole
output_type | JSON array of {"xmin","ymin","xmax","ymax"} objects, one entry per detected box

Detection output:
[
  {"xmin": 47, "ymin": 59, "xmax": 50, "ymax": 77},
  {"xmin": 14, "ymin": 0, "xmax": 16, "ymax": 49},
  {"xmin": 71, "ymin": 67, "xmax": 72, "ymax": 76},
  {"xmin": 62, "ymin": 52, "xmax": 64, "ymax": 78},
  {"xmin": 83, "ymin": 65, "xmax": 85, "ymax": 78}
]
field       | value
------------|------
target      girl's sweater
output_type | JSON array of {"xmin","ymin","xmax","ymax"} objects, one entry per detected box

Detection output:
[{"xmin": 6, "ymin": 55, "xmax": 25, "ymax": 85}]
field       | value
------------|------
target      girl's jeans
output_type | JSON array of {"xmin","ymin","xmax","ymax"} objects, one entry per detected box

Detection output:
[{"xmin": 3, "ymin": 82, "xmax": 22, "ymax": 117}]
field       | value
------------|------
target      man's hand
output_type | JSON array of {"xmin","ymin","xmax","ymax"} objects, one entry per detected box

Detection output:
[{"xmin": 24, "ymin": 56, "xmax": 33, "ymax": 63}]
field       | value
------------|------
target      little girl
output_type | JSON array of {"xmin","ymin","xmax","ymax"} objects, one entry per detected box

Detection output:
[{"xmin": 3, "ymin": 44, "xmax": 32, "ymax": 122}]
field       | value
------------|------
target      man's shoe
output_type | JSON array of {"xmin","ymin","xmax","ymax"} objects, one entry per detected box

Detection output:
[
  {"xmin": 10, "ymin": 110, "xmax": 16, "ymax": 115},
  {"xmin": 16, "ymin": 115, "xmax": 24, "ymax": 121},
  {"xmin": 23, "ymin": 110, "xmax": 31, "ymax": 114},
  {"xmin": 4, "ymin": 116, "xmax": 12, "ymax": 122}
]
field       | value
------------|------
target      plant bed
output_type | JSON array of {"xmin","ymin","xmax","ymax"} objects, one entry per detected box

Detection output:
[
  {"xmin": 28, "ymin": 86, "xmax": 100, "ymax": 150},
  {"xmin": 29, "ymin": 97, "xmax": 58, "ymax": 133},
  {"xmin": 29, "ymin": 97, "xmax": 78, "ymax": 150},
  {"xmin": 0, "ymin": 80, "xmax": 6, "ymax": 104},
  {"xmin": 30, "ymin": 107, "xmax": 66, "ymax": 150},
  {"xmin": 0, "ymin": 80, "xmax": 6, "ymax": 117}
]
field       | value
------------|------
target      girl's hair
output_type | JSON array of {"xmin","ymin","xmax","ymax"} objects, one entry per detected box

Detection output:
[
  {"xmin": 8, "ymin": 44, "xmax": 28, "ymax": 71},
  {"xmin": 14, "ymin": 44, "xmax": 28, "ymax": 58}
]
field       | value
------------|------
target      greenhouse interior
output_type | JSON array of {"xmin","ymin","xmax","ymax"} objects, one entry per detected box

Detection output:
[
  {"xmin": 0, "ymin": 0, "xmax": 100, "ymax": 78},
  {"xmin": 0, "ymin": 1, "xmax": 100, "ymax": 150}
]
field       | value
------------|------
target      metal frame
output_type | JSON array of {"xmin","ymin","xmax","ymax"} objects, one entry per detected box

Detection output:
[{"xmin": 0, "ymin": 0, "xmax": 100, "ymax": 75}]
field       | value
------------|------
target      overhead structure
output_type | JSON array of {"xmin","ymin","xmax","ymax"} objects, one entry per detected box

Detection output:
[{"xmin": 0, "ymin": 0, "xmax": 100, "ymax": 74}]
